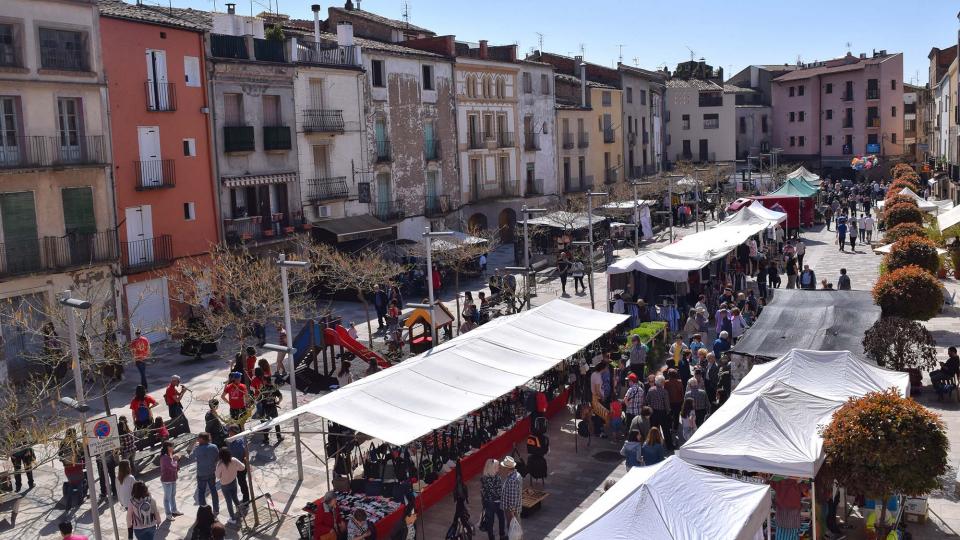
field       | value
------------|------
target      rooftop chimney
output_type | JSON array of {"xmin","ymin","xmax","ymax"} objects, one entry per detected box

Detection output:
[
  {"xmin": 575, "ymin": 55, "xmax": 587, "ymax": 108},
  {"xmin": 226, "ymin": 2, "xmax": 236, "ymax": 14},
  {"xmin": 312, "ymin": 4, "xmax": 321, "ymax": 43},
  {"xmin": 344, "ymin": 0, "xmax": 354, "ymax": 10},
  {"xmin": 479, "ymin": 40, "xmax": 488, "ymax": 60},
  {"xmin": 337, "ymin": 21, "xmax": 354, "ymax": 47}
]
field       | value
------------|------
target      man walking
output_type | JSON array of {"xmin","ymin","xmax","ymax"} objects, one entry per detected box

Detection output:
[
  {"xmin": 795, "ymin": 238, "xmax": 806, "ymax": 269},
  {"xmin": 800, "ymin": 265, "xmax": 817, "ymax": 290},
  {"xmin": 130, "ymin": 329, "xmax": 150, "ymax": 388},
  {"xmin": 837, "ymin": 217, "xmax": 848, "ymax": 252},
  {"xmin": 373, "ymin": 285, "xmax": 388, "ymax": 330},
  {"xmin": 191, "ymin": 432, "xmax": 220, "ymax": 514},
  {"xmin": 227, "ymin": 426, "xmax": 250, "ymax": 504},
  {"xmin": 644, "ymin": 375, "xmax": 674, "ymax": 451},
  {"xmin": 861, "ymin": 213, "xmax": 875, "ymax": 244},
  {"xmin": 556, "ymin": 252, "xmax": 571, "ymax": 296}
]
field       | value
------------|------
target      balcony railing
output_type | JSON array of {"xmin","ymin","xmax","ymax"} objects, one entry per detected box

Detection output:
[
  {"xmin": 223, "ymin": 126, "xmax": 255, "ymax": 152},
  {"xmin": 210, "ymin": 34, "xmax": 248, "ymax": 59},
  {"xmin": 263, "ymin": 126, "xmax": 292, "ymax": 150},
  {"xmin": 605, "ymin": 168, "xmax": 618, "ymax": 184},
  {"xmin": 866, "ymin": 118, "xmax": 880, "ymax": 128},
  {"xmin": 0, "ymin": 135, "xmax": 108, "ymax": 168},
  {"xmin": 0, "ymin": 43, "xmax": 20, "ymax": 68},
  {"xmin": 468, "ymin": 131, "xmax": 484, "ymax": 149},
  {"xmin": 866, "ymin": 89, "xmax": 880, "ymax": 100},
  {"xmin": 306, "ymin": 176, "xmax": 349, "ymax": 202},
  {"xmin": 841, "ymin": 92, "xmax": 854, "ymax": 102},
  {"xmin": 224, "ymin": 213, "xmax": 296, "ymax": 244},
  {"xmin": 502, "ymin": 179, "xmax": 520, "ymax": 198},
  {"xmin": 524, "ymin": 132, "xmax": 539, "ymax": 151},
  {"xmin": 145, "ymin": 81, "xmax": 176, "ymax": 112},
  {"xmin": 525, "ymin": 177, "xmax": 544, "ymax": 196},
  {"xmin": 375, "ymin": 139, "xmax": 391, "ymax": 162},
  {"xmin": 425, "ymin": 195, "xmax": 450, "ymax": 217},
  {"xmin": 564, "ymin": 176, "xmax": 592, "ymax": 193},
  {"xmin": 0, "ymin": 230, "xmax": 118, "ymax": 278},
  {"xmin": 842, "ymin": 119, "xmax": 854, "ymax": 129},
  {"xmin": 0, "ymin": 136, "xmax": 50, "ymax": 169},
  {"xmin": 39, "ymin": 47, "xmax": 88, "ymax": 71},
  {"xmin": 298, "ymin": 43, "xmax": 360, "ymax": 67},
  {"xmin": 603, "ymin": 128, "xmax": 616, "ymax": 143},
  {"xmin": 629, "ymin": 166, "xmax": 645, "ymax": 179},
  {"xmin": 424, "ymin": 139, "xmax": 441, "ymax": 161},
  {"xmin": 253, "ymin": 38, "xmax": 286, "ymax": 63},
  {"xmin": 562, "ymin": 132, "xmax": 574, "ymax": 149},
  {"xmin": 369, "ymin": 200, "xmax": 404, "ymax": 221},
  {"xmin": 134, "ymin": 159, "xmax": 176, "ymax": 190},
  {"xmin": 577, "ymin": 131, "xmax": 589, "ymax": 148},
  {"xmin": 121, "ymin": 234, "xmax": 173, "ymax": 273},
  {"xmin": 303, "ymin": 109, "xmax": 345, "ymax": 132},
  {"xmin": 497, "ymin": 131, "xmax": 514, "ymax": 148}
]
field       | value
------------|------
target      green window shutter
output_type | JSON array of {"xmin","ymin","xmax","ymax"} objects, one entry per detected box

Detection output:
[
  {"xmin": 1, "ymin": 191, "xmax": 38, "ymax": 240},
  {"xmin": 61, "ymin": 187, "xmax": 95, "ymax": 234}
]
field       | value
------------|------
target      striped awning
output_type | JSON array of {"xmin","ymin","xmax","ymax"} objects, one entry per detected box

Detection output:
[{"xmin": 222, "ymin": 172, "xmax": 297, "ymax": 188}]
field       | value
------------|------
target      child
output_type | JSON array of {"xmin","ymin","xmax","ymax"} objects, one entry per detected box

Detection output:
[{"xmin": 608, "ymin": 399, "xmax": 624, "ymax": 437}]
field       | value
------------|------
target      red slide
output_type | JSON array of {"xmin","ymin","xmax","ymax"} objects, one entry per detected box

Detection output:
[{"xmin": 323, "ymin": 325, "xmax": 391, "ymax": 369}]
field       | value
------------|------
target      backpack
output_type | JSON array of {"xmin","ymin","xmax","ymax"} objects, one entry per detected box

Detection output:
[
  {"xmin": 527, "ymin": 454, "xmax": 548, "ymax": 480},
  {"xmin": 526, "ymin": 433, "xmax": 549, "ymax": 456},
  {"xmin": 135, "ymin": 401, "xmax": 151, "ymax": 425},
  {"xmin": 531, "ymin": 415, "xmax": 548, "ymax": 436}
]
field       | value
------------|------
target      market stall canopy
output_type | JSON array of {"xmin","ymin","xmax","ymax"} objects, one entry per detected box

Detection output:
[
  {"xmin": 787, "ymin": 166, "xmax": 821, "ymax": 185},
  {"xmin": 606, "ymin": 250, "xmax": 710, "ymax": 281},
  {"xmin": 659, "ymin": 219, "xmax": 768, "ymax": 261},
  {"xmin": 600, "ymin": 199, "xmax": 656, "ymax": 210},
  {"xmin": 312, "ymin": 214, "xmax": 394, "ymax": 243},
  {"xmin": 769, "ymin": 177, "xmax": 818, "ymax": 198},
  {"xmin": 677, "ymin": 381, "xmax": 843, "ymax": 477},
  {"xmin": 741, "ymin": 202, "xmax": 788, "ymax": 224},
  {"xmin": 674, "ymin": 175, "xmax": 700, "ymax": 193},
  {"xmin": 723, "ymin": 203, "xmax": 787, "ymax": 227},
  {"xmin": 877, "ymin": 187, "xmax": 954, "ymax": 214},
  {"xmin": 732, "ymin": 290, "xmax": 880, "ymax": 359},
  {"xmin": 873, "ymin": 243, "xmax": 948, "ymax": 255},
  {"xmin": 733, "ymin": 349, "xmax": 910, "ymax": 401},
  {"xmin": 555, "ymin": 456, "xmax": 771, "ymax": 540},
  {"xmin": 938, "ymin": 203, "xmax": 960, "ymax": 235},
  {"xmin": 429, "ymin": 231, "xmax": 488, "ymax": 251},
  {"xmin": 526, "ymin": 211, "xmax": 608, "ymax": 230},
  {"xmin": 234, "ymin": 300, "xmax": 628, "ymax": 446}
]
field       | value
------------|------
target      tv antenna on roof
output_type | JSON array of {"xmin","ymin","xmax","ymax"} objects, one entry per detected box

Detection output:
[
  {"xmin": 685, "ymin": 45, "xmax": 695, "ymax": 62},
  {"xmin": 633, "ymin": 57, "xmax": 640, "ymax": 67},
  {"xmin": 535, "ymin": 32, "xmax": 543, "ymax": 52},
  {"xmin": 401, "ymin": 1, "xmax": 410, "ymax": 25},
  {"xmin": 618, "ymin": 44, "xmax": 624, "ymax": 64},
  {"xmin": 579, "ymin": 43, "xmax": 585, "ymax": 57},
  {"xmin": 845, "ymin": 41, "xmax": 852, "ymax": 54}
]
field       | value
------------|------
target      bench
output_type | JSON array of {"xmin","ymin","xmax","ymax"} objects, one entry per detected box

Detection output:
[
  {"xmin": 0, "ymin": 491, "xmax": 22, "ymax": 526},
  {"xmin": 134, "ymin": 432, "xmax": 197, "ymax": 473},
  {"xmin": 520, "ymin": 487, "xmax": 548, "ymax": 518}
]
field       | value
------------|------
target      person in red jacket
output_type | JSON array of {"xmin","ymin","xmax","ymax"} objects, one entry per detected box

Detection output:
[{"xmin": 313, "ymin": 491, "xmax": 345, "ymax": 540}]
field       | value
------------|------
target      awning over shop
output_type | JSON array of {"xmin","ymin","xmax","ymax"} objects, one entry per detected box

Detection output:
[
  {"xmin": 769, "ymin": 177, "xmax": 818, "ymax": 197},
  {"xmin": 313, "ymin": 214, "xmax": 394, "ymax": 243},
  {"xmin": 430, "ymin": 231, "xmax": 488, "ymax": 251},
  {"xmin": 732, "ymin": 290, "xmax": 880, "ymax": 359},
  {"xmin": 222, "ymin": 171, "xmax": 297, "ymax": 188},
  {"xmin": 722, "ymin": 203, "xmax": 787, "ymax": 227},
  {"xmin": 235, "ymin": 299, "xmax": 629, "ymax": 446},
  {"xmin": 525, "ymin": 211, "xmax": 608, "ymax": 230},
  {"xmin": 938, "ymin": 203, "xmax": 960, "ymax": 235},
  {"xmin": 658, "ymin": 219, "xmax": 767, "ymax": 261},
  {"xmin": 555, "ymin": 456, "xmax": 771, "ymax": 540}
]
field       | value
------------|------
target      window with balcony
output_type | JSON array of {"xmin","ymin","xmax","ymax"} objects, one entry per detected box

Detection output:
[
  {"xmin": 681, "ymin": 114, "xmax": 690, "ymax": 130},
  {"xmin": 0, "ymin": 24, "xmax": 22, "ymax": 68},
  {"xmin": 843, "ymin": 108, "xmax": 853, "ymax": 128},
  {"xmin": 904, "ymin": 102, "xmax": 916, "ymax": 115},
  {"xmin": 262, "ymin": 95, "xmax": 290, "ymax": 151},
  {"xmin": 789, "ymin": 112, "xmax": 795, "ymax": 122},
  {"xmin": 371, "ymin": 59, "xmax": 385, "ymax": 87},
  {"xmin": 703, "ymin": 113, "xmax": 719, "ymax": 130},
  {"xmin": 422, "ymin": 64, "xmax": 434, "ymax": 91},
  {"xmin": 799, "ymin": 111, "xmax": 805, "ymax": 122},
  {"xmin": 866, "ymin": 78, "xmax": 879, "ymax": 100},
  {"xmin": 866, "ymin": 106, "xmax": 879, "ymax": 128},
  {"xmin": 761, "ymin": 115, "xmax": 768, "ymax": 133},
  {"xmin": 843, "ymin": 81, "xmax": 854, "ymax": 101},
  {"xmin": 0, "ymin": 97, "xmax": 22, "ymax": 168},
  {"xmin": 39, "ymin": 27, "xmax": 87, "ymax": 71}
]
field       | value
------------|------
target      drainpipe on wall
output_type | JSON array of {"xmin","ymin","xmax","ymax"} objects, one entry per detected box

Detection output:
[{"xmin": 202, "ymin": 32, "xmax": 226, "ymax": 245}]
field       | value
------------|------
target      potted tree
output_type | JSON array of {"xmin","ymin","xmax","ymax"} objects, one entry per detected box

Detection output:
[
  {"xmin": 862, "ymin": 317, "xmax": 939, "ymax": 392},
  {"xmin": 872, "ymin": 265, "xmax": 944, "ymax": 321}
]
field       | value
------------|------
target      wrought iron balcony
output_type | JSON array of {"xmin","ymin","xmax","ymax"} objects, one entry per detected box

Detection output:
[
  {"xmin": 369, "ymin": 200, "xmax": 404, "ymax": 221},
  {"xmin": 134, "ymin": 159, "xmax": 176, "ymax": 190},
  {"xmin": 562, "ymin": 132, "xmax": 574, "ymax": 149},
  {"xmin": 0, "ymin": 135, "xmax": 107, "ymax": 168},
  {"xmin": 375, "ymin": 139, "xmax": 392, "ymax": 162},
  {"xmin": 468, "ymin": 131, "xmax": 484, "ymax": 149},
  {"xmin": 298, "ymin": 44, "xmax": 360, "ymax": 67},
  {"xmin": 577, "ymin": 131, "xmax": 589, "ymax": 148},
  {"xmin": 497, "ymin": 131, "xmax": 515, "ymax": 148},
  {"xmin": 39, "ymin": 47, "xmax": 88, "ymax": 71},
  {"xmin": 425, "ymin": 195, "xmax": 450, "ymax": 217},
  {"xmin": 564, "ymin": 177, "xmax": 588, "ymax": 193},
  {"xmin": 121, "ymin": 234, "xmax": 173, "ymax": 273},
  {"xmin": 0, "ymin": 230, "xmax": 118, "ymax": 278},
  {"xmin": 525, "ymin": 178, "xmax": 544, "ymax": 196},
  {"xmin": 603, "ymin": 128, "xmax": 616, "ymax": 144},
  {"xmin": 424, "ymin": 139, "xmax": 441, "ymax": 161},
  {"xmin": 524, "ymin": 132, "xmax": 540, "ymax": 151},
  {"xmin": 263, "ymin": 126, "xmax": 292, "ymax": 150},
  {"xmin": 253, "ymin": 38, "xmax": 286, "ymax": 62},
  {"xmin": 306, "ymin": 176, "xmax": 349, "ymax": 202},
  {"xmin": 210, "ymin": 34, "xmax": 248, "ymax": 59},
  {"xmin": 223, "ymin": 126, "xmax": 255, "ymax": 153},
  {"xmin": 303, "ymin": 109, "xmax": 345, "ymax": 132},
  {"xmin": 605, "ymin": 168, "xmax": 618, "ymax": 184}
]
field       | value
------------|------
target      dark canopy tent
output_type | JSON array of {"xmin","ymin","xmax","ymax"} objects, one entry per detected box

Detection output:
[{"xmin": 732, "ymin": 290, "xmax": 880, "ymax": 360}]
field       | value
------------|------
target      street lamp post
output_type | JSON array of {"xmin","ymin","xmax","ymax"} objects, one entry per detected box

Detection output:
[
  {"xmin": 694, "ymin": 168, "xmax": 710, "ymax": 231},
  {"xmin": 276, "ymin": 253, "xmax": 309, "ymax": 482},
  {"xmin": 581, "ymin": 192, "xmax": 607, "ymax": 309},
  {"xmin": 423, "ymin": 228, "xmax": 453, "ymax": 347},
  {"xmin": 59, "ymin": 291, "xmax": 102, "ymax": 540},
  {"xmin": 520, "ymin": 206, "xmax": 546, "ymax": 309}
]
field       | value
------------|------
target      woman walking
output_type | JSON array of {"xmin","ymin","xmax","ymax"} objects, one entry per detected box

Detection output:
[
  {"xmin": 159, "ymin": 441, "xmax": 182, "ymax": 520},
  {"xmin": 640, "ymin": 427, "xmax": 666, "ymax": 466},
  {"xmin": 126, "ymin": 481, "xmax": 160, "ymax": 540},
  {"xmin": 571, "ymin": 259, "xmax": 586, "ymax": 294},
  {"xmin": 215, "ymin": 448, "xmax": 246, "ymax": 524},
  {"xmin": 479, "ymin": 459, "xmax": 505, "ymax": 540}
]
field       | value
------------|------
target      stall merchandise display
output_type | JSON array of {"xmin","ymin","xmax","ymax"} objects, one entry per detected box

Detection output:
[{"xmin": 336, "ymin": 492, "xmax": 401, "ymax": 523}]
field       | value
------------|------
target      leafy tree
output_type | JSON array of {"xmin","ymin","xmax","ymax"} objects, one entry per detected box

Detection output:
[
  {"xmin": 822, "ymin": 389, "xmax": 948, "ymax": 540},
  {"xmin": 885, "ymin": 236, "xmax": 941, "ymax": 274},
  {"xmin": 887, "ymin": 178, "xmax": 920, "ymax": 195},
  {"xmin": 889, "ymin": 163, "xmax": 916, "ymax": 179},
  {"xmin": 883, "ymin": 222, "xmax": 927, "ymax": 244},
  {"xmin": 883, "ymin": 202, "xmax": 924, "ymax": 228},
  {"xmin": 872, "ymin": 265, "xmax": 943, "ymax": 320},
  {"xmin": 265, "ymin": 24, "xmax": 285, "ymax": 41},
  {"xmin": 883, "ymin": 193, "xmax": 916, "ymax": 207},
  {"xmin": 862, "ymin": 317, "xmax": 938, "ymax": 371}
]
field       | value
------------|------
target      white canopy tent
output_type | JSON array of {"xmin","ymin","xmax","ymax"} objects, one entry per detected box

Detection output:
[
  {"xmin": 526, "ymin": 211, "xmax": 608, "ymax": 230},
  {"xmin": 733, "ymin": 349, "xmax": 910, "ymax": 400},
  {"xmin": 873, "ymin": 243, "xmax": 948, "ymax": 255},
  {"xmin": 600, "ymin": 199, "xmax": 657, "ymax": 210},
  {"xmin": 877, "ymin": 187, "xmax": 954, "ymax": 214},
  {"xmin": 555, "ymin": 456, "xmax": 772, "ymax": 540},
  {"xmin": 235, "ymin": 300, "xmax": 628, "ymax": 446},
  {"xmin": 606, "ymin": 250, "xmax": 710, "ymax": 281},
  {"xmin": 658, "ymin": 219, "xmax": 768, "ymax": 262},
  {"xmin": 787, "ymin": 166, "xmax": 821, "ymax": 185},
  {"xmin": 742, "ymin": 202, "xmax": 788, "ymax": 225},
  {"xmin": 938, "ymin": 203, "xmax": 960, "ymax": 235},
  {"xmin": 723, "ymin": 204, "xmax": 787, "ymax": 228}
]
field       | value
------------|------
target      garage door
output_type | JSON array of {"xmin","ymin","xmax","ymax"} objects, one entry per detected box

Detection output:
[{"xmin": 125, "ymin": 278, "xmax": 170, "ymax": 342}]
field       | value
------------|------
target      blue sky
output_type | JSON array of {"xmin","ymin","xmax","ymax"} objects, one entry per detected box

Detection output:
[{"xmin": 170, "ymin": 0, "xmax": 957, "ymax": 84}]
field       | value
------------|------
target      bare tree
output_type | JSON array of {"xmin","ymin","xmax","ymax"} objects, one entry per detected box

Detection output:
[{"xmin": 304, "ymin": 243, "xmax": 407, "ymax": 348}]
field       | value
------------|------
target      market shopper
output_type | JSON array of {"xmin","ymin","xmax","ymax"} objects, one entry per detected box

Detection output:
[
  {"xmin": 164, "ymin": 375, "xmax": 186, "ymax": 422},
  {"xmin": 130, "ymin": 329, "xmax": 150, "ymax": 388},
  {"xmin": 191, "ymin": 433, "xmax": 220, "ymax": 515},
  {"xmin": 640, "ymin": 427, "xmax": 666, "ymax": 466},
  {"xmin": 500, "ymin": 456, "xmax": 523, "ymax": 534},
  {"xmin": 643, "ymin": 376, "xmax": 674, "ymax": 451},
  {"xmin": 620, "ymin": 430, "xmax": 643, "ymax": 469},
  {"xmin": 214, "ymin": 447, "xmax": 245, "ymax": 524},
  {"xmin": 623, "ymin": 373, "xmax": 644, "ymax": 429},
  {"xmin": 837, "ymin": 268, "xmax": 852, "ymax": 290},
  {"xmin": 312, "ymin": 491, "xmax": 345, "ymax": 540},
  {"xmin": 159, "ymin": 441, "xmax": 182, "ymax": 520},
  {"xmin": 479, "ymin": 459, "xmax": 506, "ymax": 540},
  {"xmin": 571, "ymin": 259, "xmax": 586, "ymax": 294},
  {"xmin": 126, "ymin": 481, "xmax": 160, "ymax": 540},
  {"xmin": 130, "ymin": 385, "xmax": 158, "ymax": 430},
  {"xmin": 684, "ymin": 379, "xmax": 710, "ymax": 426}
]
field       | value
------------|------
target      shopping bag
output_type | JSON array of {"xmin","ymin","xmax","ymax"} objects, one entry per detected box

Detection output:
[{"xmin": 508, "ymin": 518, "xmax": 523, "ymax": 540}]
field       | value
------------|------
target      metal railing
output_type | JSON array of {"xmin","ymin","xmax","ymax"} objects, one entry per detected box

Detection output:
[
  {"xmin": 305, "ymin": 176, "xmax": 349, "ymax": 202},
  {"xmin": 134, "ymin": 159, "xmax": 176, "ymax": 190},
  {"xmin": 866, "ymin": 118, "xmax": 881, "ymax": 128},
  {"xmin": 841, "ymin": 92, "xmax": 854, "ymax": 102},
  {"xmin": 210, "ymin": 34, "xmax": 248, "ymax": 59},
  {"xmin": 562, "ymin": 132, "xmax": 574, "ymax": 149},
  {"xmin": 298, "ymin": 44, "xmax": 360, "ymax": 67},
  {"xmin": 524, "ymin": 132, "xmax": 539, "ymax": 151},
  {"xmin": 375, "ymin": 139, "xmax": 391, "ymax": 162},
  {"xmin": 223, "ymin": 214, "xmax": 295, "ymax": 244},
  {"xmin": 425, "ymin": 195, "xmax": 450, "ymax": 217},
  {"xmin": 525, "ymin": 177, "xmax": 544, "ymax": 196},
  {"xmin": 0, "ymin": 43, "xmax": 20, "ymax": 68},
  {"xmin": 603, "ymin": 128, "xmax": 616, "ymax": 143},
  {"xmin": 1, "ymin": 135, "xmax": 108, "ymax": 168},
  {"xmin": 842, "ymin": 118, "xmax": 854, "ymax": 128},
  {"xmin": 424, "ymin": 139, "xmax": 441, "ymax": 161},
  {"xmin": 254, "ymin": 38, "xmax": 286, "ymax": 63},
  {"xmin": 263, "ymin": 126, "xmax": 292, "ymax": 150},
  {"xmin": 497, "ymin": 131, "xmax": 514, "ymax": 148},
  {"xmin": 145, "ymin": 81, "xmax": 176, "ymax": 112},
  {"xmin": 0, "ymin": 136, "xmax": 51, "ymax": 169},
  {"xmin": 0, "ymin": 230, "xmax": 118, "ymax": 278},
  {"xmin": 468, "ymin": 131, "xmax": 484, "ymax": 149},
  {"xmin": 501, "ymin": 179, "xmax": 520, "ymax": 197},
  {"xmin": 369, "ymin": 200, "xmax": 404, "ymax": 221},
  {"xmin": 39, "ymin": 47, "xmax": 88, "ymax": 71},
  {"xmin": 866, "ymin": 89, "xmax": 880, "ymax": 100},
  {"xmin": 303, "ymin": 109, "xmax": 345, "ymax": 132},
  {"xmin": 577, "ymin": 131, "xmax": 589, "ymax": 148},
  {"xmin": 223, "ymin": 126, "xmax": 255, "ymax": 152},
  {"xmin": 121, "ymin": 234, "xmax": 173, "ymax": 273},
  {"xmin": 629, "ymin": 166, "xmax": 645, "ymax": 179}
]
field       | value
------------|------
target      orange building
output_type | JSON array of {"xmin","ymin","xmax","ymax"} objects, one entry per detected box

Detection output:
[{"xmin": 99, "ymin": 1, "xmax": 218, "ymax": 343}]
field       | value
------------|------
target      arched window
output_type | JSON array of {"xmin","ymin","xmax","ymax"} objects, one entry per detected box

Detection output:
[{"xmin": 495, "ymin": 77, "xmax": 506, "ymax": 99}]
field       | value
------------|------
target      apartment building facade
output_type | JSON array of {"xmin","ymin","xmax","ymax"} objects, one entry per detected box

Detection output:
[
  {"xmin": 0, "ymin": 0, "xmax": 118, "ymax": 381},
  {"xmin": 664, "ymin": 78, "xmax": 737, "ymax": 164},
  {"xmin": 726, "ymin": 64, "xmax": 798, "ymax": 161},
  {"xmin": 517, "ymin": 59, "xmax": 557, "ymax": 209},
  {"xmin": 771, "ymin": 51, "xmax": 904, "ymax": 175},
  {"xmin": 98, "ymin": 1, "xmax": 220, "ymax": 342},
  {"xmin": 619, "ymin": 64, "xmax": 666, "ymax": 176},
  {"xmin": 902, "ymin": 83, "xmax": 929, "ymax": 164}
]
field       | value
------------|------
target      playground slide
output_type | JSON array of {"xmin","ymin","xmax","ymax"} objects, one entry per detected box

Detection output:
[
  {"xmin": 291, "ymin": 321, "xmax": 324, "ymax": 369},
  {"xmin": 325, "ymin": 325, "xmax": 391, "ymax": 369}
]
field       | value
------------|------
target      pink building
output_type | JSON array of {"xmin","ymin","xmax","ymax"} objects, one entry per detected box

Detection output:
[{"xmin": 771, "ymin": 51, "xmax": 904, "ymax": 175}]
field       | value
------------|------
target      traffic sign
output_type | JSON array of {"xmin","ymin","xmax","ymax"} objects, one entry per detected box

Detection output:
[{"xmin": 85, "ymin": 414, "xmax": 120, "ymax": 456}]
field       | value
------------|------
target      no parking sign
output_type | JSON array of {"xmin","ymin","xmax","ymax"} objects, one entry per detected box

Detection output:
[{"xmin": 85, "ymin": 414, "xmax": 120, "ymax": 456}]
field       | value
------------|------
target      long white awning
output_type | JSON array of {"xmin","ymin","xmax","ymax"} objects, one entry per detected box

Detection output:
[{"xmin": 235, "ymin": 299, "xmax": 628, "ymax": 446}]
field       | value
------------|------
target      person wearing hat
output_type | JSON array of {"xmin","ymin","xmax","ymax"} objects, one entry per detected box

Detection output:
[
  {"xmin": 499, "ymin": 456, "xmax": 522, "ymax": 533},
  {"xmin": 221, "ymin": 372, "xmax": 249, "ymax": 422},
  {"xmin": 164, "ymin": 375, "xmax": 187, "ymax": 422},
  {"xmin": 623, "ymin": 373, "xmax": 644, "ymax": 431},
  {"xmin": 130, "ymin": 328, "xmax": 150, "ymax": 389},
  {"xmin": 635, "ymin": 299, "xmax": 651, "ymax": 323}
]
